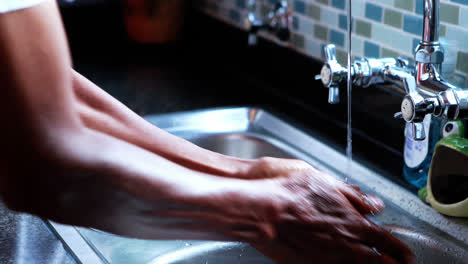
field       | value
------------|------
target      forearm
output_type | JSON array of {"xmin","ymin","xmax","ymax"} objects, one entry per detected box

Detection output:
[
  {"xmin": 72, "ymin": 70, "xmax": 254, "ymax": 178},
  {"xmin": 39, "ymin": 127, "xmax": 272, "ymax": 241}
]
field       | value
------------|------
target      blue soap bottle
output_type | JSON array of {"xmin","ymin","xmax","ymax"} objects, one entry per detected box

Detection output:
[{"xmin": 403, "ymin": 115, "xmax": 441, "ymax": 189}]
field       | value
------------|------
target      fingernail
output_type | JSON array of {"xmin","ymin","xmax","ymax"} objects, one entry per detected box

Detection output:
[{"xmin": 366, "ymin": 195, "xmax": 385, "ymax": 212}]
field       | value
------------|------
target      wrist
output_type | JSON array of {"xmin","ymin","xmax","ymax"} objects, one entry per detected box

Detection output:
[{"xmin": 176, "ymin": 175, "xmax": 280, "ymax": 242}]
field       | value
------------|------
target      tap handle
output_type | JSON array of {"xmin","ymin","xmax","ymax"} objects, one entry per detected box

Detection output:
[
  {"xmin": 328, "ymin": 87, "xmax": 340, "ymax": 104},
  {"xmin": 395, "ymin": 113, "xmax": 426, "ymax": 140},
  {"xmin": 317, "ymin": 44, "xmax": 347, "ymax": 104},
  {"xmin": 394, "ymin": 112, "xmax": 403, "ymax": 119},
  {"xmin": 399, "ymin": 94, "xmax": 437, "ymax": 123},
  {"xmin": 412, "ymin": 122, "xmax": 426, "ymax": 141},
  {"xmin": 395, "ymin": 94, "xmax": 439, "ymax": 141},
  {"xmin": 324, "ymin": 44, "xmax": 337, "ymax": 62}
]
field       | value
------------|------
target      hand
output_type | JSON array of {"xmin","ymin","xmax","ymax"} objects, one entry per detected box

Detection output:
[{"xmin": 240, "ymin": 158, "xmax": 414, "ymax": 264}]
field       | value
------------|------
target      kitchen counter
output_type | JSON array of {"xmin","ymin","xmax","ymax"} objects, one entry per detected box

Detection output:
[{"xmin": 0, "ymin": 5, "xmax": 416, "ymax": 263}]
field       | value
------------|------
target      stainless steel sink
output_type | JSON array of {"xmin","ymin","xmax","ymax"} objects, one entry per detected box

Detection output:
[{"xmin": 48, "ymin": 107, "xmax": 468, "ymax": 264}]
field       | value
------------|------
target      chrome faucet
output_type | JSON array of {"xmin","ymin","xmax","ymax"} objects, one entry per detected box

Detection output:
[
  {"xmin": 245, "ymin": 0, "xmax": 291, "ymax": 46},
  {"xmin": 317, "ymin": 0, "xmax": 468, "ymax": 140}
]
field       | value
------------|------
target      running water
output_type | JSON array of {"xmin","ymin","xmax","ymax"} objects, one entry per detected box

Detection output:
[{"xmin": 346, "ymin": 0, "xmax": 353, "ymax": 180}]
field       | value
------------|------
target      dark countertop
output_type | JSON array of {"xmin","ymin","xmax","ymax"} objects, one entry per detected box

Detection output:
[{"xmin": 0, "ymin": 4, "xmax": 416, "ymax": 263}]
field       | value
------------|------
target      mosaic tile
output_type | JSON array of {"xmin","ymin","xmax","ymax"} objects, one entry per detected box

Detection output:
[
  {"xmin": 314, "ymin": 24, "xmax": 329, "ymax": 41},
  {"xmin": 440, "ymin": 24, "xmax": 447, "ymax": 37},
  {"xmin": 331, "ymin": 0, "xmax": 345, "ymax": 10},
  {"xmin": 384, "ymin": 8, "xmax": 402, "ymax": 28},
  {"xmin": 461, "ymin": 7, "xmax": 468, "ymax": 27},
  {"xmin": 330, "ymin": 29, "xmax": 346, "ymax": 47},
  {"xmin": 305, "ymin": 37, "xmax": 323, "ymax": 57},
  {"xmin": 451, "ymin": 0, "xmax": 468, "ymax": 6},
  {"xmin": 336, "ymin": 48, "xmax": 348, "ymax": 64},
  {"xmin": 403, "ymin": 14, "xmax": 423, "ymax": 36},
  {"xmin": 381, "ymin": 47, "xmax": 400, "ymax": 58},
  {"xmin": 457, "ymin": 51, "xmax": 468, "ymax": 74},
  {"xmin": 394, "ymin": 0, "xmax": 413, "ymax": 12},
  {"xmin": 339, "ymin": 14, "xmax": 348, "ymax": 30},
  {"xmin": 440, "ymin": 3, "xmax": 460, "ymax": 24},
  {"xmin": 316, "ymin": 0, "xmax": 329, "ymax": 6},
  {"xmin": 364, "ymin": 41, "xmax": 380, "ymax": 57},
  {"xmin": 292, "ymin": 33, "xmax": 306, "ymax": 49},
  {"xmin": 294, "ymin": 0, "xmax": 306, "ymax": 14},
  {"xmin": 306, "ymin": 2, "xmax": 322, "ymax": 20},
  {"xmin": 322, "ymin": 7, "xmax": 339, "ymax": 27},
  {"xmin": 365, "ymin": 3, "xmax": 383, "ymax": 22},
  {"xmin": 355, "ymin": 19, "xmax": 372, "ymax": 38}
]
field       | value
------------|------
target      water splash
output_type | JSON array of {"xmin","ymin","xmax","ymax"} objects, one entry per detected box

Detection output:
[{"xmin": 346, "ymin": 0, "xmax": 353, "ymax": 178}]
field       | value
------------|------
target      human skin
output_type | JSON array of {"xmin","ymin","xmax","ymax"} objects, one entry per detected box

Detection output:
[{"xmin": 0, "ymin": 1, "xmax": 413, "ymax": 263}]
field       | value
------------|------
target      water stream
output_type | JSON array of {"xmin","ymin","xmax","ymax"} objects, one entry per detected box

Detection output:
[{"xmin": 346, "ymin": 0, "xmax": 353, "ymax": 179}]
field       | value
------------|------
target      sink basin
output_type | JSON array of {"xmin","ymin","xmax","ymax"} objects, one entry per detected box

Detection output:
[{"xmin": 48, "ymin": 107, "xmax": 468, "ymax": 264}]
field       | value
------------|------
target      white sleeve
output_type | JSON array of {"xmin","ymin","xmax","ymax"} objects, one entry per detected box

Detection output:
[{"xmin": 0, "ymin": 0, "xmax": 46, "ymax": 14}]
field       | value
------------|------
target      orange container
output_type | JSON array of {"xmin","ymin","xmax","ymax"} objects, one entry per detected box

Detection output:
[{"xmin": 123, "ymin": 0, "xmax": 185, "ymax": 43}]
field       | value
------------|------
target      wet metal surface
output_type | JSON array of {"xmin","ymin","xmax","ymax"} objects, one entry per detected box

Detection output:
[{"xmin": 0, "ymin": 203, "xmax": 75, "ymax": 264}]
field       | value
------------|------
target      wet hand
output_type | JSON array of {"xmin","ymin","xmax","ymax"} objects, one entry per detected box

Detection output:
[{"xmin": 242, "ymin": 158, "xmax": 414, "ymax": 264}]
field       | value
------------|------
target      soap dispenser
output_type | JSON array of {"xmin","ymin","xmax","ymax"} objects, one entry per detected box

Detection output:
[{"xmin": 403, "ymin": 115, "xmax": 442, "ymax": 189}]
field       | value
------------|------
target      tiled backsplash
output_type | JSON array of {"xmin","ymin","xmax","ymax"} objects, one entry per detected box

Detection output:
[{"xmin": 198, "ymin": 0, "xmax": 468, "ymax": 86}]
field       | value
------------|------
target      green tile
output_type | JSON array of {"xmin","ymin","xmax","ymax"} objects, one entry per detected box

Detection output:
[
  {"xmin": 394, "ymin": 0, "xmax": 413, "ymax": 12},
  {"xmin": 292, "ymin": 33, "xmax": 305, "ymax": 49},
  {"xmin": 316, "ymin": 0, "xmax": 329, "ymax": 6},
  {"xmin": 457, "ymin": 51, "xmax": 468, "ymax": 74},
  {"xmin": 336, "ymin": 49, "xmax": 348, "ymax": 65},
  {"xmin": 381, "ymin": 48, "xmax": 400, "ymax": 58},
  {"xmin": 384, "ymin": 9, "xmax": 402, "ymax": 28},
  {"xmin": 314, "ymin": 24, "xmax": 328, "ymax": 41},
  {"xmin": 306, "ymin": 3, "xmax": 321, "ymax": 20},
  {"xmin": 440, "ymin": 3, "xmax": 459, "ymax": 25},
  {"xmin": 355, "ymin": 19, "xmax": 371, "ymax": 38},
  {"xmin": 440, "ymin": 24, "xmax": 447, "ymax": 37}
]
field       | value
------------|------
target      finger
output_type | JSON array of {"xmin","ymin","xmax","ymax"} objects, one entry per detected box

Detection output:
[
  {"xmin": 340, "ymin": 184, "xmax": 385, "ymax": 215},
  {"xmin": 353, "ymin": 219, "xmax": 415, "ymax": 263}
]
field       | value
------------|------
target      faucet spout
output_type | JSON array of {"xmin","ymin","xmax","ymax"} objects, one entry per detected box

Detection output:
[
  {"xmin": 415, "ymin": 0, "xmax": 445, "ymax": 95},
  {"xmin": 422, "ymin": 0, "xmax": 440, "ymax": 44}
]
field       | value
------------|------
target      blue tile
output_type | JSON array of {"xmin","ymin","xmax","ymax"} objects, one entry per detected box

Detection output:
[
  {"xmin": 364, "ymin": 41, "xmax": 380, "ymax": 58},
  {"xmin": 365, "ymin": 3, "xmax": 383, "ymax": 22},
  {"xmin": 330, "ymin": 29, "xmax": 345, "ymax": 47},
  {"xmin": 293, "ymin": 16, "xmax": 299, "ymax": 30},
  {"xmin": 229, "ymin": 9, "xmax": 241, "ymax": 23},
  {"xmin": 331, "ymin": 0, "xmax": 346, "ymax": 10},
  {"xmin": 451, "ymin": 0, "xmax": 468, "ymax": 6},
  {"xmin": 339, "ymin": 14, "xmax": 347, "ymax": 30},
  {"xmin": 403, "ymin": 14, "xmax": 423, "ymax": 35},
  {"xmin": 294, "ymin": 0, "xmax": 306, "ymax": 14},
  {"xmin": 236, "ymin": 0, "xmax": 246, "ymax": 9},
  {"xmin": 416, "ymin": 0, "xmax": 424, "ymax": 15},
  {"xmin": 412, "ymin": 38, "xmax": 420, "ymax": 52}
]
